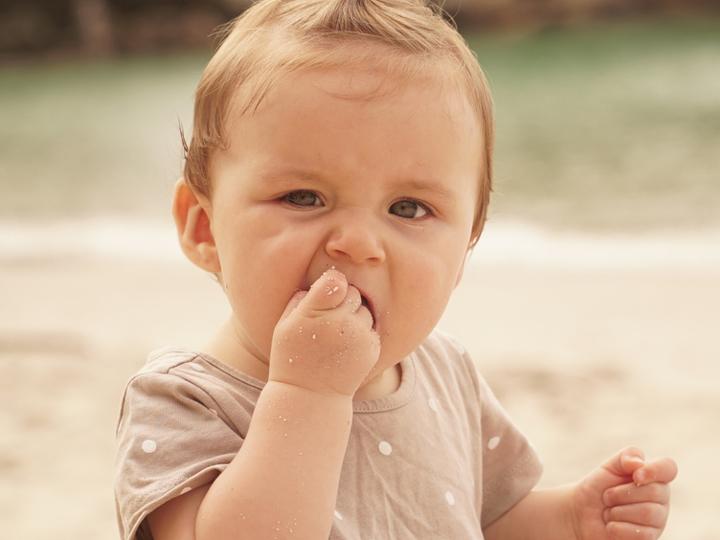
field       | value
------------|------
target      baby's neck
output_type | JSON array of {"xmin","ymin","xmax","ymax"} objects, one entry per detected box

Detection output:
[
  {"xmin": 353, "ymin": 362, "xmax": 402, "ymax": 402},
  {"xmin": 201, "ymin": 318, "xmax": 270, "ymax": 382}
]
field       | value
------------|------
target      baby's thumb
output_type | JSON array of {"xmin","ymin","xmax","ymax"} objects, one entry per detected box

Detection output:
[
  {"xmin": 279, "ymin": 289, "xmax": 307, "ymax": 323},
  {"xmin": 299, "ymin": 268, "xmax": 348, "ymax": 314}
]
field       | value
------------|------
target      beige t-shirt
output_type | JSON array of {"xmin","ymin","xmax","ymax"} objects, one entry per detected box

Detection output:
[{"xmin": 115, "ymin": 330, "xmax": 542, "ymax": 540}]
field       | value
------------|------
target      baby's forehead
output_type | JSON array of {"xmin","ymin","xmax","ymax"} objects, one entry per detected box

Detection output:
[
  {"xmin": 228, "ymin": 63, "xmax": 480, "ymax": 130},
  {"xmin": 214, "ymin": 66, "xmax": 483, "ymax": 201}
]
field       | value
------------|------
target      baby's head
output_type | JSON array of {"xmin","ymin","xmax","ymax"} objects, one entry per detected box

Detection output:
[
  {"xmin": 174, "ymin": 0, "xmax": 496, "ymax": 379},
  {"xmin": 183, "ymin": 0, "xmax": 494, "ymax": 247}
]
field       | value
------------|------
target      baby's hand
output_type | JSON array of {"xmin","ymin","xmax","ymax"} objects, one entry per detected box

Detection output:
[
  {"xmin": 573, "ymin": 447, "xmax": 677, "ymax": 540},
  {"xmin": 268, "ymin": 268, "xmax": 381, "ymax": 398}
]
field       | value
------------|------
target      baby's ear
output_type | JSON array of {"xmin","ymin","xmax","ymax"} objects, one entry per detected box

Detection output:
[
  {"xmin": 172, "ymin": 179, "xmax": 220, "ymax": 273},
  {"xmin": 454, "ymin": 249, "xmax": 471, "ymax": 289}
]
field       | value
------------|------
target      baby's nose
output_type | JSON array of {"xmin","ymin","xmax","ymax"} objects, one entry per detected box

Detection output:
[{"xmin": 324, "ymin": 213, "xmax": 386, "ymax": 265}]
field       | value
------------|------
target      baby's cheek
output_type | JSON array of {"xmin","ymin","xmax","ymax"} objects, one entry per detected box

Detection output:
[{"xmin": 232, "ymin": 297, "xmax": 286, "ymax": 359}]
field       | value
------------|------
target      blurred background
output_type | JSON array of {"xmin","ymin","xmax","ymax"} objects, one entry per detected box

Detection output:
[{"xmin": 0, "ymin": 1, "xmax": 718, "ymax": 539}]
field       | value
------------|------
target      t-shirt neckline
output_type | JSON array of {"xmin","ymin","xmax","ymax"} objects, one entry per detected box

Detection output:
[{"xmin": 176, "ymin": 348, "xmax": 417, "ymax": 414}]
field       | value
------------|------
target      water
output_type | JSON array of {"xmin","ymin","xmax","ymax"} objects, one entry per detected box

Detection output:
[
  {"xmin": 0, "ymin": 53, "xmax": 209, "ymax": 219},
  {"xmin": 468, "ymin": 20, "xmax": 720, "ymax": 231},
  {"xmin": 1, "ymin": 21, "xmax": 719, "ymax": 265}
]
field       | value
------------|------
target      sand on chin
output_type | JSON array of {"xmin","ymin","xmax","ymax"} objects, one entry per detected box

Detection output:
[{"xmin": 0, "ymin": 256, "xmax": 717, "ymax": 540}]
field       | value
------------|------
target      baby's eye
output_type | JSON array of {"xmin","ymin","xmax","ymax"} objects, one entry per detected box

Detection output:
[
  {"xmin": 389, "ymin": 199, "xmax": 429, "ymax": 219},
  {"xmin": 282, "ymin": 190, "xmax": 323, "ymax": 207}
]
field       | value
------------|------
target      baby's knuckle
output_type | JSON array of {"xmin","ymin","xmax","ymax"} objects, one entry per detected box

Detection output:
[
  {"xmin": 605, "ymin": 486, "xmax": 623, "ymax": 505},
  {"xmin": 643, "ymin": 482, "xmax": 671, "ymax": 505},
  {"xmin": 624, "ymin": 524, "xmax": 655, "ymax": 540},
  {"xmin": 643, "ymin": 482, "xmax": 664, "ymax": 501},
  {"xmin": 638, "ymin": 529, "xmax": 657, "ymax": 540},
  {"xmin": 638, "ymin": 503, "xmax": 666, "ymax": 527},
  {"xmin": 637, "ymin": 504, "xmax": 655, "ymax": 522},
  {"xmin": 652, "ymin": 503, "xmax": 669, "ymax": 526}
]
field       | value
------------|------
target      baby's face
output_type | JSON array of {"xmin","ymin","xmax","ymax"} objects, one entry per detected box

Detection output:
[{"xmin": 206, "ymin": 68, "xmax": 481, "ymax": 382}]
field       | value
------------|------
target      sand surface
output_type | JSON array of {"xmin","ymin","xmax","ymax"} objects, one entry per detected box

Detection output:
[{"xmin": 1, "ymin": 252, "xmax": 718, "ymax": 539}]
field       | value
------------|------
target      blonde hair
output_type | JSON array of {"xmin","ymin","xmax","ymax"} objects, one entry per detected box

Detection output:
[{"xmin": 183, "ymin": 0, "xmax": 494, "ymax": 247}]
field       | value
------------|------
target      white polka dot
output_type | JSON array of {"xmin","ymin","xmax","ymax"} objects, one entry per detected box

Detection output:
[
  {"xmin": 427, "ymin": 398, "xmax": 438, "ymax": 412},
  {"xmin": 142, "ymin": 440, "xmax": 157, "ymax": 453},
  {"xmin": 378, "ymin": 441, "xmax": 393, "ymax": 456},
  {"xmin": 334, "ymin": 510, "xmax": 343, "ymax": 520},
  {"xmin": 180, "ymin": 487, "xmax": 192, "ymax": 495},
  {"xmin": 488, "ymin": 436, "xmax": 501, "ymax": 450},
  {"xmin": 190, "ymin": 363, "xmax": 205, "ymax": 372},
  {"xmin": 445, "ymin": 491, "xmax": 455, "ymax": 506}
]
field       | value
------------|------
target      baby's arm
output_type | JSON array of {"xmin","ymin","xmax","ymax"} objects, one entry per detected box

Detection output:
[
  {"xmin": 483, "ymin": 447, "xmax": 677, "ymax": 540},
  {"xmin": 148, "ymin": 269, "xmax": 380, "ymax": 540}
]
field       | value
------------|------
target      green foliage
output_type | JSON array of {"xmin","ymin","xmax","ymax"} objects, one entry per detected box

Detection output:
[{"xmin": 0, "ymin": 53, "xmax": 209, "ymax": 218}]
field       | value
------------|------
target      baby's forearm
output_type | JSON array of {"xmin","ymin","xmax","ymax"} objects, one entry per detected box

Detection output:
[
  {"xmin": 483, "ymin": 486, "xmax": 578, "ymax": 540},
  {"xmin": 195, "ymin": 381, "xmax": 353, "ymax": 540}
]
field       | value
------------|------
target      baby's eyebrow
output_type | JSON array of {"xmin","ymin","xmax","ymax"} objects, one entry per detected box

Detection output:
[
  {"xmin": 394, "ymin": 179, "xmax": 459, "ymax": 203},
  {"xmin": 257, "ymin": 167, "xmax": 320, "ymax": 184}
]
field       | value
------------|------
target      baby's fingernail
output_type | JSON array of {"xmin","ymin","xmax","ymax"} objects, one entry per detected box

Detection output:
[{"xmin": 635, "ymin": 470, "xmax": 647, "ymax": 485}]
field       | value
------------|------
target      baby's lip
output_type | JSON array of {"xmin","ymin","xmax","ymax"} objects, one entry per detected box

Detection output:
[{"xmin": 353, "ymin": 285, "xmax": 376, "ymax": 329}]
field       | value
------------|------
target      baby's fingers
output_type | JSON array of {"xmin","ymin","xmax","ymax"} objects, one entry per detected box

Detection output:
[
  {"xmin": 603, "ymin": 501, "xmax": 668, "ymax": 529},
  {"xmin": 298, "ymin": 268, "xmax": 348, "ymax": 314},
  {"xmin": 604, "ymin": 481, "xmax": 670, "ymax": 507},
  {"xmin": 605, "ymin": 521, "xmax": 663, "ymax": 540},
  {"xmin": 602, "ymin": 472, "xmax": 674, "ymax": 540},
  {"xmin": 279, "ymin": 290, "xmax": 307, "ymax": 322},
  {"xmin": 633, "ymin": 456, "xmax": 678, "ymax": 487}
]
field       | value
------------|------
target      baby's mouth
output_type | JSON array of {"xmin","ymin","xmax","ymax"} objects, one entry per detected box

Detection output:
[{"xmin": 360, "ymin": 294, "xmax": 376, "ymax": 330}]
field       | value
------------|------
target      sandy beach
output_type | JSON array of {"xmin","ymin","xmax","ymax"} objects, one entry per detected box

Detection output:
[{"xmin": 1, "ymin": 227, "xmax": 718, "ymax": 539}]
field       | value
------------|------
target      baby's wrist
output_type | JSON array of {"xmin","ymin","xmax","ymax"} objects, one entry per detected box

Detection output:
[
  {"xmin": 257, "ymin": 380, "xmax": 355, "ymax": 445},
  {"xmin": 267, "ymin": 352, "xmax": 369, "ymax": 398},
  {"xmin": 263, "ymin": 378, "xmax": 356, "ymax": 407}
]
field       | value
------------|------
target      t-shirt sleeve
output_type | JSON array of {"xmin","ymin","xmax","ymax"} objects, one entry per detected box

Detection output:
[
  {"xmin": 114, "ymin": 366, "xmax": 248, "ymax": 540},
  {"xmin": 475, "ymin": 369, "xmax": 544, "ymax": 528},
  {"xmin": 426, "ymin": 331, "xmax": 544, "ymax": 529}
]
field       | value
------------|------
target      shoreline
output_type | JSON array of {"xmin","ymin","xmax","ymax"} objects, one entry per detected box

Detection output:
[{"xmin": 2, "ymin": 217, "xmax": 720, "ymax": 272}]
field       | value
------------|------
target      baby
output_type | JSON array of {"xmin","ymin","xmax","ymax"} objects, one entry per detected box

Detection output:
[{"xmin": 114, "ymin": 1, "xmax": 677, "ymax": 539}]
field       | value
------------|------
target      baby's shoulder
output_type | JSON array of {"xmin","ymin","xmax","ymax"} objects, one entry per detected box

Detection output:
[
  {"xmin": 136, "ymin": 346, "xmax": 205, "ymax": 375},
  {"xmin": 412, "ymin": 330, "xmax": 482, "ymax": 394},
  {"xmin": 120, "ymin": 348, "xmax": 218, "ymax": 412},
  {"xmin": 416, "ymin": 330, "xmax": 475, "ymax": 371},
  {"xmin": 121, "ymin": 347, "xmax": 263, "ymax": 416},
  {"xmin": 132, "ymin": 347, "xmax": 260, "ymax": 386}
]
